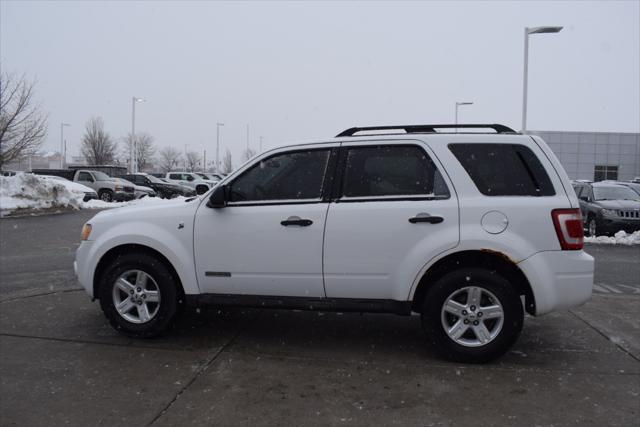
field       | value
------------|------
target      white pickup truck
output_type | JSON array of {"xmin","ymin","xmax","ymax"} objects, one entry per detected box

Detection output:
[{"xmin": 75, "ymin": 123, "xmax": 594, "ymax": 362}]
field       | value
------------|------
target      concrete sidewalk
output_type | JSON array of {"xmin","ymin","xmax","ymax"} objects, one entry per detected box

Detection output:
[{"xmin": 0, "ymin": 289, "xmax": 638, "ymax": 426}]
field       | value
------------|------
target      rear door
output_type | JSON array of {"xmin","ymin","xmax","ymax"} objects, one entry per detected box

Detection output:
[{"xmin": 323, "ymin": 140, "xmax": 459, "ymax": 300}]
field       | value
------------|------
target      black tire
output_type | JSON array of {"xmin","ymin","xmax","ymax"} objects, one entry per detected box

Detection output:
[
  {"xmin": 421, "ymin": 268, "xmax": 523, "ymax": 363},
  {"xmin": 586, "ymin": 216, "xmax": 598, "ymax": 237},
  {"xmin": 98, "ymin": 253, "xmax": 179, "ymax": 338},
  {"xmin": 99, "ymin": 190, "xmax": 113, "ymax": 202}
]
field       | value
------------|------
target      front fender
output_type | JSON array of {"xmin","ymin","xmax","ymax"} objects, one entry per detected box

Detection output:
[{"xmin": 87, "ymin": 220, "xmax": 199, "ymax": 296}]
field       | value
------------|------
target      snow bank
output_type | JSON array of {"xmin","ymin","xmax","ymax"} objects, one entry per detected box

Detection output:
[
  {"xmin": 1, "ymin": 174, "xmax": 189, "ymax": 217},
  {"xmin": 1, "ymin": 174, "xmax": 85, "ymax": 216},
  {"xmin": 584, "ymin": 230, "xmax": 640, "ymax": 246}
]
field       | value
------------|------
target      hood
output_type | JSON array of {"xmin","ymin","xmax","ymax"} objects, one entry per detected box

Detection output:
[
  {"xmin": 595, "ymin": 199, "xmax": 640, "ymax": 210},
  {"xmin": 90, "ymin": 197, "xmax": 200, "ymax": 224}
]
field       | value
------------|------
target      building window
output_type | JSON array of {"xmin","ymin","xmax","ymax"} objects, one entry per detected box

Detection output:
[{"xmin": 594, "ymin": 165, "xmax": 618, "ymax": 182}]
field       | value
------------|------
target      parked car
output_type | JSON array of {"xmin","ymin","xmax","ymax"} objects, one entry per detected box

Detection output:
[
  {"xmin": 194, "ymin": 172, "xmax": 220, "ymax": 185},
  {"xmin": 39, "ymin": 175, "xmax": 98, "ymax": 201},
  {"xmin": 571, "ymin": 181, "xmax": 640, "ymax": 236},
  {"xmin": 1, "ymin": 170, "xmax": 18, "ymax": 177},
  {"xmin": 113, "ymin": 178, "xmax": 155, "ymax": 199},
  {"xmin": 164, "ymin": 172, "xmax": 213, "ymax": 195},
  {"xmin": 76, "ymin": 123, "xmax": 594, "ymax": 363},
  {"xmin": 122, "ymin": 173, "xmax": 196, "ymax": 198}
]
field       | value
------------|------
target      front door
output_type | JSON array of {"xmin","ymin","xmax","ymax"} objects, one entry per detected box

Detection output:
[
  {"xmin": 323, "ymin": 141, "xmax": 460, "ymax": 300},
  {"xmin": 194, "ymin": 145, "xmax": 336, "ymax": 297}
]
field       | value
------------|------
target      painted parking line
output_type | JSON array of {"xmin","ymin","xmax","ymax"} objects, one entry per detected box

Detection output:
[{"xmin": 593, "ymin": 283, "xmax": 640, "ymax": 295}]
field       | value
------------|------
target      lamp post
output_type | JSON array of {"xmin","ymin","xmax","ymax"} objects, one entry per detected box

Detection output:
[
  {"xmin": 60, "ymin": 122, "xmax": 70, "ymax": 168},
  {"xmin": 521, "ymin": 26, "xmax": 563, "ymax": 133},
  {"xmin": 454, "ymin": 102, "xmax": 473, "ymax": 129},
  {"xmin": 131, "ymin": 97, "xmax": 145, "ymax": 173},
  {"xmin": 216, "ymin": 122, "xmax": 224, "ymax": 173}
]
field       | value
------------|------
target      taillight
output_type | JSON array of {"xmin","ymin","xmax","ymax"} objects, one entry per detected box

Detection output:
[{"xmin": 551, "ymin": 208, "xmax": 584, "ymax": 250}]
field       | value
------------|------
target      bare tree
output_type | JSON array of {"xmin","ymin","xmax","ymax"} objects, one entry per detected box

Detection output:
[
  {"xmin": 0, "ymin": 72, "xmax": 48, "ymax": 167},
  {"xmin": 158, "ymin": 146, "xmax": 182, "ymax": 173},
  {"xmin": 222, "ymin": 149, "xmax": 233, "ymax": 174},
  {"xmin": 122, "ymin": 132, "xmax": 156, "ymax": 171},
  {"xmin": 185, "ymin": 150, "xmax": 202, "ymax": 172},
  {"xmin": 80, "ymin": 117, "xmax": 116, "ymax": 165},
  {"xmin": 241, "ymin": 147, "xmax": 257, "ymax": 162}
]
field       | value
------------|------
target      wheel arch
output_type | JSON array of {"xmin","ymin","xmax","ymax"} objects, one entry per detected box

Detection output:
[
  {"xmin": 411, "ymin": 250, "xmax": 535, "ymax": 315},
  {"xmin": 93, "ymin": 243, "xmax": 185, "ymax": 301}
]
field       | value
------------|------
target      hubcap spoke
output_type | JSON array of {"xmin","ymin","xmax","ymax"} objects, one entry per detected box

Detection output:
[
  {"xmin": 448, "ymin": 320, "xmax": 469, "ymax": 340},
  {"xmin": 137, "ymin": 303, "xmax": 151, "ymax": 322},
  {"xmin": 136, "ymin": 271, "xmax": 149, "ymax": 289},
  {"xmin": 467, "ymin": 287, "xmax": 482, "ymax": 306},
  {"xmin": 116, "ymin": 297, "xmax": 135, "ymax": 314},
  {"xmin": 443, "ymin": 300, "xmax": 466, "ymax": 317},
  {"xmin": 481, "ymin": 304, "xmax": 503, "ymax": 319},
  {"xmin": 473, "ymin": 323, "xmax": 492, "ymax": 344},
  {"xmin": 116, "ymin": 278, "xmax": 135, "ymax": 294},
  {"xmin": 145, "ymin": 290, "xmax": 160, "ymax": 303}
]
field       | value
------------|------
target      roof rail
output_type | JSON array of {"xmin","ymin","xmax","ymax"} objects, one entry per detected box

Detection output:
[{"xmin": 336, "ymin": 124, "xmax": 517, "ymax": 137}]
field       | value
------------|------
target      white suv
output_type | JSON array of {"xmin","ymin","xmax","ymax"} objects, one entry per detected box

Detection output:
[
  {"xmin": 165, "ymin": 172, "xmax": 213, "ymax": 195},
  {"xmin": 75, "ymin": 124, "xmax": 594, "ymax": 362}
]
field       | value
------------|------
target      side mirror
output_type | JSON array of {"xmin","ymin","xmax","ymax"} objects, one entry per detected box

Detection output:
[{"xmin": 207, "ymin": 185, "xmax": 227, "ymax": 208}]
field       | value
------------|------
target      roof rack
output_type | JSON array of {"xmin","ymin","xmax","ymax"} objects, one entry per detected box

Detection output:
[{"xmin": 336, "ymin": 124, "xmax": 517, "ymax": 137}]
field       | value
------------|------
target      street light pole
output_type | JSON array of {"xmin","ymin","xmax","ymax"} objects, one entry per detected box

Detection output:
[
  {"xmin": 131, "ymin": 97, "xmax": 145, "ymax": 173},
  {"xmin": 60, "ymin": 122, "xmax": 70, "ymax": 168},
  {"xmin": 521, "ymin": 26, "xmax": 563, "ymax": 133},
  {"xmin": 216, "ymin": 123, "xmax": 224, "ymax": 173}
]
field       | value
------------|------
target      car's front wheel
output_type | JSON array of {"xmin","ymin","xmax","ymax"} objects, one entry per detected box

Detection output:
[
  {"xmin": 99, "ymin": 190, "xmax": 113, "ymax": 202},
  {"xmin": 587, "ymin": 217, "xmax": 598, "ymax": 237},
  {"xmin": 421, "ymin": 268, "xmax": 523, "ymax": 363},
  {"xmin": 98, "ymin": 253, "xmax": 179, "ymax": 337}
]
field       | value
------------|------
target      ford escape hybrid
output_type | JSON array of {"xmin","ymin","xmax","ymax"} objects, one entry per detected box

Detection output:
[{"xmin": 75, "ymin": 124, "xmax": 594, "ymax": 362}]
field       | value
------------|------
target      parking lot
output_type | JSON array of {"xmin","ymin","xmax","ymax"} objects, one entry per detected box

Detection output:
[{"xmin": 0, "ymin": 210, "xmax": 638, "ymax": 426}]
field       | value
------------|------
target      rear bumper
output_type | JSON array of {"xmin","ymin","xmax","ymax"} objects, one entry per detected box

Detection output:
[{"xmin": 518, "ymin": 250, "xmax": 594, "ymax": 316}]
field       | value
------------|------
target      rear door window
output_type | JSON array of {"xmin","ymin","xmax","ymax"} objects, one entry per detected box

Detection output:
[
  {"xmin": 340, "ymin": 145, "xmax": 450, "ymax": 199},
  {"xmin": 449, "ymin": 143, "xmax": 555, "ymax": 196}
]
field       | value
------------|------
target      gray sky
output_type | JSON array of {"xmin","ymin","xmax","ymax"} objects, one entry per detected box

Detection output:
[{"xmin": 2, "ymin": 0, "xmax": 639, "ymax": 166}]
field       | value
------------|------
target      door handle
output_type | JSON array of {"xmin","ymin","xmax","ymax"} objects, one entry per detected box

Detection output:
[
  {"xmin": 281, "ymin": 216, "xmax": 313, "ymax": 227},
  {"xmin": 408, "ymin": 213, "xmax": 444, "ymax": 224}
]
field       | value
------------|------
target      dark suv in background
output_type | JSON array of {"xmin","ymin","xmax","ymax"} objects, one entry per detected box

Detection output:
[
  {"xmin": 121, "ymin": 173, "xmax": 196, "ymax": 199},
  {"xmin": 571, "ymin": 181, "xmax": 640, "ymax": 236}
]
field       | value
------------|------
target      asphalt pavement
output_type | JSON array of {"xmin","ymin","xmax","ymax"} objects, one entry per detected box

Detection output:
[{"xmin": 0, "ymin": 210, "xmax": 638, "ymax": 426}]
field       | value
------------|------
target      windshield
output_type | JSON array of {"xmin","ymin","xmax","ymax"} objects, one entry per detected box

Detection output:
[
  {"xmin": 144, "ymin": 174, "xmax": 164, "ymax": 183},
  {"xmin": 195, "ymin": 173, "xmax": 210, "ymax": 180},
  {"xmin": 593, "ymin": 186, "xmax": 640, "ymax": 201},
  {"xmin": 91, "ymin": 171, "xmax": 111, "ymax": 181}
]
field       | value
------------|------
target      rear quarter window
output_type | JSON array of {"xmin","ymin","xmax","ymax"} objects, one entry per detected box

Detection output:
[{"xmin": 449, "ymin": 143, "xmax": 555, "ymax": 196}]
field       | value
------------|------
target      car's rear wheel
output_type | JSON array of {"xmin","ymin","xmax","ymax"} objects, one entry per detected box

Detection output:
[
  {"xmin": 98, "ymin": 253, "xmax": 179, "ymax": 337},
  {"xmin": 99, "ymin": 190, "xmax": 113, "ymax": 202},
  {"xmin": 421, "ymin": 268, "xmax": 523, "ymax": 363}
]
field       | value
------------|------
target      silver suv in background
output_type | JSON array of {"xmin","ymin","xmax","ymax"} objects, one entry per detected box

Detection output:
[{"xmin": 165, "ymin": 172, "xmax": 214, "ymax": 195}]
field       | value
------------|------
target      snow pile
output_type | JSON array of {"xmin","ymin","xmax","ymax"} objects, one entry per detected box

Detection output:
[
  {"xmin": 584, "ymin": 230, "xmax": 640, "ymax": 246},
  {"xmin": 1, "ymin": 174, "xmax": 191, "ymax": 217},
  {"xmin": 0, "ymin": 174, "xmax": 85, "ymax": 216}
]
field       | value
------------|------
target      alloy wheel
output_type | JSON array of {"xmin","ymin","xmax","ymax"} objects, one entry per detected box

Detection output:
[{"xmin": 112, "ymin": 270, "xmax": 161, "ymax": 324}]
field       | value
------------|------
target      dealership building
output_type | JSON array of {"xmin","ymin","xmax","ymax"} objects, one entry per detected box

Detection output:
[{"xmin": 531, "ymin": 130, "xmax": 640, "ymax": 182}]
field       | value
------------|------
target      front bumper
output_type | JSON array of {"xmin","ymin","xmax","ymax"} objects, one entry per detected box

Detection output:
[
  {"xmin": 518, "ymin": 250, "xmax": 594, "ymax": 316},
  {"xmin": 598, "ymin": 217, "xmax": 640, "ymax": 234},
  {"xmin": 75, "ymin": 241, "xmax": 94, "ymax": 298},
  {"xmin": 83, "ymin": 193, "xmax": 98, "ymax": 202}
]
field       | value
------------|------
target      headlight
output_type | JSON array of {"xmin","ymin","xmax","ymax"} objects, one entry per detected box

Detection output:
[
  {"xmin": 81, "ymin": 223, "xmax": 92, "ymax": 241},
  {"xmin": 601, "ymin": 209, "xmax": 617, "ymax": 216}
]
